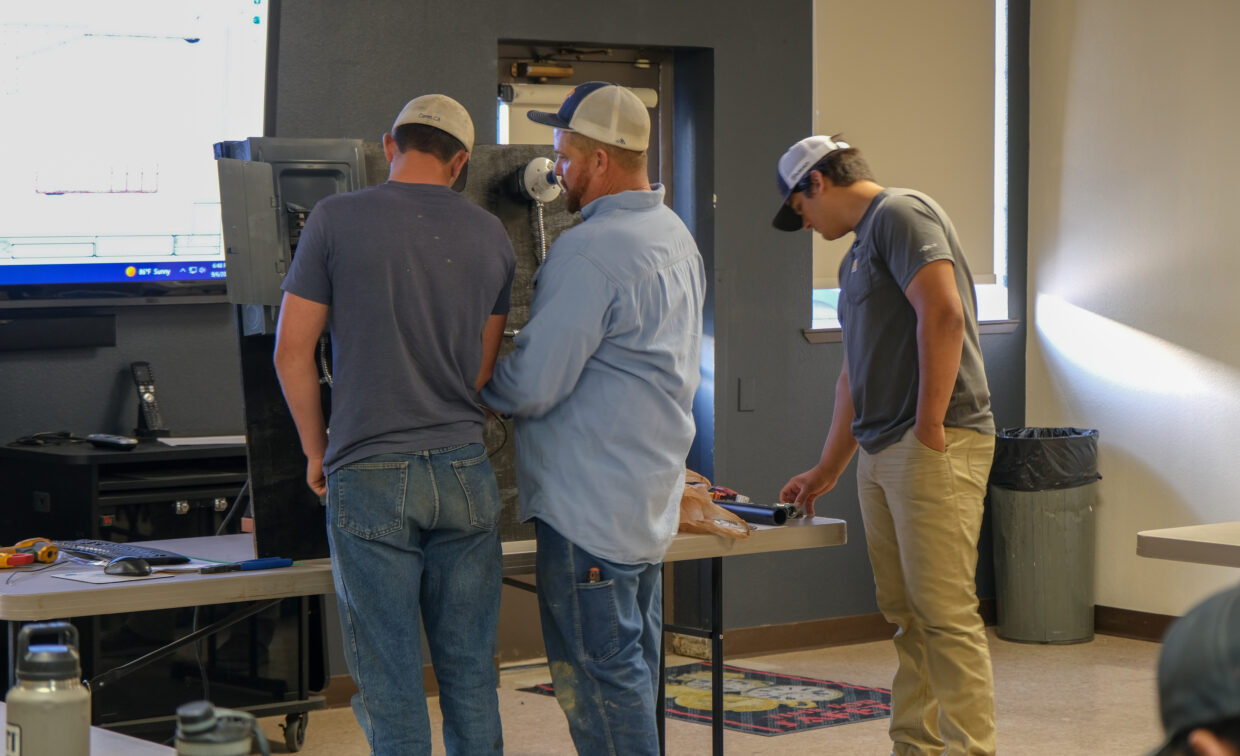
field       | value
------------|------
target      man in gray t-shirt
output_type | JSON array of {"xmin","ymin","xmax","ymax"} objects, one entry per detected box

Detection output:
[
  {"xmin": 274, "ymin": 94, "xmax": 513, "ymax": 755},
  {"xmin": 772, "ymin": 135, "xmax": 997, "ymax": 756}
]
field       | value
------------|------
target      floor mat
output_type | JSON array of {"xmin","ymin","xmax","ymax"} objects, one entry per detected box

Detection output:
[{"xmin": 519, "ymin": 661, "xmax": 892, "ymax": 736}]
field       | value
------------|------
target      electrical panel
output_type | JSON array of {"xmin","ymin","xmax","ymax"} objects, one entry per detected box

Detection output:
[{"xmin": 214, "ymin": 138, "xmax": 368, "ymax": 314}]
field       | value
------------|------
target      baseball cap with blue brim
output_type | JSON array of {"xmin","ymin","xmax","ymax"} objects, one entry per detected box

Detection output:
[
  {"xmin": 527, "ymin": 81, "xmax": 650, "ymax": 152},
  {"xmin": 1148, "ymin": 583, "xmax": 1240, "ymax": 755},
  {"xmin": 772, "ymin": 135, "xmax": 851, "ymax": 231}
]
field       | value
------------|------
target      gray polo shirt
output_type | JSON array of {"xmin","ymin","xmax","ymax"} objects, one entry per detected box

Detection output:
[{"xmin": 837, "ymin": 188, "xmax": 993, "ymax": 454}]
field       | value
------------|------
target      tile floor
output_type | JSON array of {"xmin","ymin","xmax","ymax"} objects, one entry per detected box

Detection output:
[{"xmin": 254, "ymin": 629, "xmax": 1164, "ymax": 755}]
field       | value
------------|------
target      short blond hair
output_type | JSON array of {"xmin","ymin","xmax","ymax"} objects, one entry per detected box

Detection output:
[{"xmin": 566, "ymin": 132, "xmax": 647, "ymax": 174}]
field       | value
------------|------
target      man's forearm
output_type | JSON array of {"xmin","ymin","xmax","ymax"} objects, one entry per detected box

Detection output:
[
  {"xmin": 816, "ymin": 367, "xmax": 859, "ymax": 483},
  {"xmin": 475, "ymin": 314, "xmax": 508, "ymax": 392},
  {"xmin": 274, "ymin": 356, "xmax": 328, "ymax": 460}
]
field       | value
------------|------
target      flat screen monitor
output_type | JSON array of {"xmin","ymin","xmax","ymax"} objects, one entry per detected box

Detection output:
[{"xmin": 0, "ymin": 0, "xmax": 273, "ymax": 307}]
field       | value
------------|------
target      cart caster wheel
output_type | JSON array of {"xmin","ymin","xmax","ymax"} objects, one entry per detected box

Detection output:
[{"xmin": 281, "ymin": 712, "xmax": 308, "ymax": 752}]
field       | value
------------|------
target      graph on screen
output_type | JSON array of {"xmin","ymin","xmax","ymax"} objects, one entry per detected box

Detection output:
[{"xmin": 0, "ymin": 1, "xmax": 269, "ymax": 298}]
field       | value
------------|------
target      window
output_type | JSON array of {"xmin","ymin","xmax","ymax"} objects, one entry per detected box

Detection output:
[{"xmin": 810, "ymin": 0, "xmax": 1009, "ymax": 329}]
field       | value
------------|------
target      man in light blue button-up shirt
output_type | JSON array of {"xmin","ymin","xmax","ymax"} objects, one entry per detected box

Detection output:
[{"xmin": 481, "ymin": 82, "xmax": 705, "ymax": 755}]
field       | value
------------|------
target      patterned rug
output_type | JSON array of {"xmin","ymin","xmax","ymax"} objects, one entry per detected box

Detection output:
[{"xmin": 520, "ymin": 661, "xmax": 892, "ymax": 736}]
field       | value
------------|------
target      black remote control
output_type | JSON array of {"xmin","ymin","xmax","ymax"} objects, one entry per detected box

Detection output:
[{"xmin": 86, "ymin": 433, "xmax": 140, "ymax": 451}]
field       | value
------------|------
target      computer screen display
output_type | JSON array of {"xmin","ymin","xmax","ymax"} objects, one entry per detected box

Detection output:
[{"xmin": 0, "ymin": 0, "xmax": 270, "ymax": 306}]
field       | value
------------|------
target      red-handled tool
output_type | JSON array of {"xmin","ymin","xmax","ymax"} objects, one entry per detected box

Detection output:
[
  {"xmin": 0, "ymin": 552, "xmax": 35, "ymax": 568},
  {"xmin": 2, "ymin": 538, "xmax": 58, "ymax": 564}
]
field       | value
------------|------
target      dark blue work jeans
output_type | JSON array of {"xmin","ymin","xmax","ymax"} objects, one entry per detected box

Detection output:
[{"xmin": 534, "ymin": 518, "xmax": 663, "ymax": 755}]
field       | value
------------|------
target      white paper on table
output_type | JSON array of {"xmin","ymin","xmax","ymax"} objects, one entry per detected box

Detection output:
[{"xmin": 51, "ymin": 571, "xmax": 177, "ymax": 584}]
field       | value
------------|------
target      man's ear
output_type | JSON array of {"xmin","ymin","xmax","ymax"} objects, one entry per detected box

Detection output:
[
  {"xmin": 808, "ymin": 169, "xmax": 828, "ymax": 196},
  {"xmin": 382, "ymin": 132, "xmax": 396, "ymax": 162},
  {"xmin": 449, "ymin": 150, "xmax": 469, "ymax": 181},
  {"xmin": 592, "ymin": 147, "xmax": 610, "ymax": 173}
]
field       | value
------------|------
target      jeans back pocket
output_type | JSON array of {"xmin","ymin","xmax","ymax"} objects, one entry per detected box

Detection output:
[
  {"xmin": 331, "ymin": 460, "xmax": 408, "ymax": 540},
  {"xmin": 452, "ymin": 450, "xmax": 501, "ymax": 531}
]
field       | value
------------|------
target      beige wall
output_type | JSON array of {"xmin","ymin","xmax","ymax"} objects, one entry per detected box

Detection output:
[{"xmin": 1028, "ymin": 0, "xmax": 1240, "ymax": 615}]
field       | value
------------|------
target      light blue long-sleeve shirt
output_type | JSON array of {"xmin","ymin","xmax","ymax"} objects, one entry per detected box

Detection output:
[{"xmin": 481, "ymin": 185, "xmax": 705, "ymax": 565}]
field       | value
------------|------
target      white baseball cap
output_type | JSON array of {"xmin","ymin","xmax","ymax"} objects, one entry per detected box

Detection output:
[
  {"xmin": 391, "ymin": 94, "xmax": 475, "ymax": 154},
  {"xmin": 527, "ymin": 82, "xmax": 650, "ymax": 152},
  {"xmin": 772, "ymin": 135, "xmax": 851, "ymax": 231}
]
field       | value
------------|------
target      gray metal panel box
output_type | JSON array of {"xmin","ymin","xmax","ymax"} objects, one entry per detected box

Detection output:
[{"xmin": 215, "ymin": 138, "xmax": 368, "ymax": 306}]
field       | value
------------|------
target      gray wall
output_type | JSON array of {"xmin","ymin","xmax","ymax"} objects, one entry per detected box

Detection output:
[
  {"xmin": 0, "ymin": 0, "xmax": 1029, "ymax": 630},
  {"xmin": 0, "ymin": 304, "xmax": 245, "ymax": 440}
]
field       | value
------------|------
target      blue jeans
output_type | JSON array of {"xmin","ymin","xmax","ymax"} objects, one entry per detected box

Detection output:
[
  {"xmin": 534, "ymin": 519, "xmax": 662, "ymax": 756},
  {"xmin": 326, "ymin": 443, "xmax": 503, "ymax": 756}
]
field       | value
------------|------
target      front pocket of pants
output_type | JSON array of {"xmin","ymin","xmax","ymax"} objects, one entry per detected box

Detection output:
[
  {"xmin": 453, "ymin": 450, "xmax": 500, "ymax": 531},
  {"xmin": 576, "ymin": 580, "xmax": 620, "ymax": 662},
  {"xmin": 333, "ymin": 461, "xmax": 407, "ymax": 539},
  {"xmin": 910, "ymin": 432, "xmax": 949, "ymax": 457}
]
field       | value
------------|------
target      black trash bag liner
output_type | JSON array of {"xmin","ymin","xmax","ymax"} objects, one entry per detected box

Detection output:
[{"xmin": 990, "ymin": 427, "xmax": 1101, "ymax": 491}]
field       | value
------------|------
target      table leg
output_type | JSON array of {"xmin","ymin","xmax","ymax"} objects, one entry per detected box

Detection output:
[
  {"xmin": 658, "ymin": 623, "xmax": 667, "ymax": 755},
  {"xmin": 6, "ymin": 621, "xmax": 17, "ymax": 689},
  {"xmin": 663, "ymin": 557, "xmax": 726, "ymax": 755},
  {"xmin": 711, "ymin": 556, "xmax": 723, "ymax": 756}
]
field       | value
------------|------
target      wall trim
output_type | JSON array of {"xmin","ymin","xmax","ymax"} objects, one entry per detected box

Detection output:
[
  {"xmin": 1094, "ymin": 604, "xmax": 1176, "ymax": 643},
  {"xmin": 803, "ymin": 319, "xmax": 1021, "ymax": 344},
  {"xmin": 720, "ymin": 612, "xmax": 897, "ymax": 657},
  {"xmin": 715, "ymin": 599, "xmax": 998, "ymax": 659},
  {"xmin": 317, "ymin": 601, "xmax": 1166, "ymax": 708}
]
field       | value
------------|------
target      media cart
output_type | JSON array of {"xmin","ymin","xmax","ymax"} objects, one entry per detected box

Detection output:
[{"xmin": 0, "ymin": 441, "xmax": 326, "ymax": 751}]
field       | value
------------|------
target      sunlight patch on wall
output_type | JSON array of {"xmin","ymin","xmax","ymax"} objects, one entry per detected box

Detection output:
[{"xmin": 1034, "ymin": 294, "xmax": 1233, "ymax": 401}]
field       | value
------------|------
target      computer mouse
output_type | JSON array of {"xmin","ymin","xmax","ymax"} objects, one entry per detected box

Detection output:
[{"xmin": 104, "ymin": 556, "xmax": 152, "ymax": 577}]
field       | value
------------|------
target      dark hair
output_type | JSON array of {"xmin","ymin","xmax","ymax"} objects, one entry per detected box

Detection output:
[
  {"xmin": 392, "ymin": 123, "xmax": 465, "ymax": 163},
  {"xmin": 797, "ymin": 139, "xmax": 875, "ymax": 194}
]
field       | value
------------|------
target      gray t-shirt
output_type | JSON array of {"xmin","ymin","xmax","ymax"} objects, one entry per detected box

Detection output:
[
  {"xmin": 282, "ymin": 181, "xmax": 515, "ymax": 474},
  {"xmin": 837, "ymin": 188, "xmax": 993, "ymax": 454}
]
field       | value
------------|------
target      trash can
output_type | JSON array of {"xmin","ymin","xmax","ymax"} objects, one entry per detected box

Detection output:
[{"xmin": 989, "ymin": 427, "xmax": 1100, "ymax": 644}]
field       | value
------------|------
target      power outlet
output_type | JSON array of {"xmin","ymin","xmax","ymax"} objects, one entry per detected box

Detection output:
[{"xmin": 32, "ymin": 491, "xmax": 51, "ymax": 513}]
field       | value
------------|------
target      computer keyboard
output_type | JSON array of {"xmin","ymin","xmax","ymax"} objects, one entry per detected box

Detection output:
[{"xmin": 52, "ymin": 539, "xmax": 191, "ymax": 565}]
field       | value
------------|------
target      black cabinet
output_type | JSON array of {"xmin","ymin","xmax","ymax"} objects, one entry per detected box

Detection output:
[
  {"xmin": 0, "ymin": 440, "xmax": 325, "ymax": 741},
  {"xmin": 0, "ymin": 440, "xmax": 248, "ymax": 543}
]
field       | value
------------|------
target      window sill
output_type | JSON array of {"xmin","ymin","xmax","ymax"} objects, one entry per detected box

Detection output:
[{"xmin": 801, "ymin": 319, "xmax": 1021, "ymax": 344}]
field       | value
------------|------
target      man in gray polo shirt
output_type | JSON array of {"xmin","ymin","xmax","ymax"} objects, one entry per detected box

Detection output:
[
  {"xmin": 274, "ymin": 94, "xmax": 514, "ymax": 755},
  {"xmin": 774, "ymin": 135, "xmax": 996, "ymax": 756}
]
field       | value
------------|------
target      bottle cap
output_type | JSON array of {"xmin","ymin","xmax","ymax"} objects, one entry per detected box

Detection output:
[
  {"xmin": 15, "ymin": 622, "xmax": 81, "ymax": 681},
  {"xmin": 176, "ymin": 700, "xmax": 255, "ymax": 744}
]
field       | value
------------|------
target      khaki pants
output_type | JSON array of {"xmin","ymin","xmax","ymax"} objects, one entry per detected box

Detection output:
[{"xmin": 858, "ymin": 427, "xmax": 996, "ymax": 756}]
